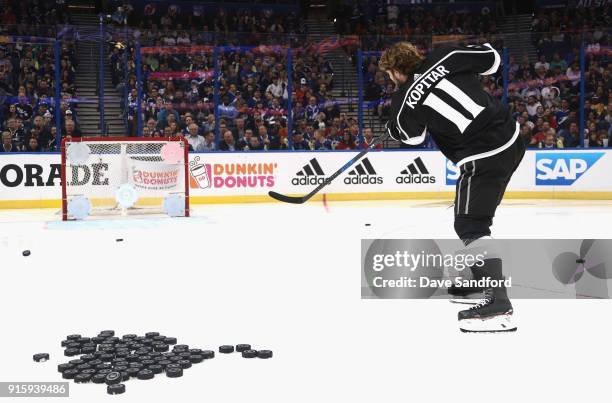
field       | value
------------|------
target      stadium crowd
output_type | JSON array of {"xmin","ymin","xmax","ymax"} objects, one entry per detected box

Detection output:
[
  {"xmin": 0, "ymin": 0, "xmax": 77, "ymax": 152},
  {"xmin": 1, "ymin": 2, "xmax": 609, "ymax": 153}
]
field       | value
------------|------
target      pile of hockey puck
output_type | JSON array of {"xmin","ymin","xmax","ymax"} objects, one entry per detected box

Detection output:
[{"xmin": 49, "ymin": 330, "xmax": 272, "ymax": 395}]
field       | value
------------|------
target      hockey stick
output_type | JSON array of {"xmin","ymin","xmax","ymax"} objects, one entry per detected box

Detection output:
[{"xmin": 269, "ymin": 131, "xmax": 391, "ymax": 204}]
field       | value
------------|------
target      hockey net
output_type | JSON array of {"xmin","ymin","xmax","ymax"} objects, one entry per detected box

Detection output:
[{"xmin": 61, "ymin": 137, "xmax": 189, "ymax": 220}]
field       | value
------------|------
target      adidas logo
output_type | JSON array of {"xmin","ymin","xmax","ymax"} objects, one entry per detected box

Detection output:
[
  {"xmin": 396, "ymin": 157, "xmax": 436, "ymax": 184},
  {"xmin": 344, "ymin": 158, "xmax": 383, "ymax": 185},
  {"xmin": 292, "ymin": 158, "xmax": 328, "ymax": 186}
]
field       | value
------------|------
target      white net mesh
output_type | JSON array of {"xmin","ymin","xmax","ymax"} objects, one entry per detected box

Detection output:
[{"xmin": 62, "ymin": 139, "xmax": 187, "ymax": 219}]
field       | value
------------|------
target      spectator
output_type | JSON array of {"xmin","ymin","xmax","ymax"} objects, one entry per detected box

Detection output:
[
  {"xmin": 24, "ymin": 136, "xmax": 41, "ymax": 152},
  {"xmin": 248, "ymin": 135, "xmax": 264, "ymax": 151},
  {"xmin": 185, "ymin": 123, "xmax": 205, "ymax": 151},
  {"xmin": 198, "ymin": 131, "xmax": 216, "ymax": 152},
  {"xmin": 258, "ymin": 125, "xmax": 279, "ymax": 150},
  {"xmin": 1, "ymin": 131, "xmax": 16, "ymax": 152},
  {"xmin": 361, "ymin": 128, "xmax": 382, "ymax": 149},
  {"xmin": 312, "ymin": 129, "xmax": 332, "ymax": 150},
  {"xmin": 334, "ymin": 131, "xmax": 357, "ymax": 150},
  {"xmin": 5, "ymin": 117, "xmax": 25, "ymax": 150},
  {"xmin": 63, "ymin": 120, "xmax": 81, "ymax": 138},
  {"xmin": 292, "ymin": 132, "xmax": 311, "ymax": 150},
  {"xmin": 538, "ymin": 129, "xmax": 563, "ymax": 149},
  {"xmin": 219, "ymin": 130, "xmax": 237, "ymax": 151}
]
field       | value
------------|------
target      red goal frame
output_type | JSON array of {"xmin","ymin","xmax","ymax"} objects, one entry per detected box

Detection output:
[{"xmin": 60, "ymin": 137, "xmax": 190, "ymax": 220}]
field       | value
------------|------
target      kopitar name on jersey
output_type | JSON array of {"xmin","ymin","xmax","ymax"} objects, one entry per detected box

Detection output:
[{"xmin": 396, "ymin": 157, "xmax": 436, "ymax": 184}]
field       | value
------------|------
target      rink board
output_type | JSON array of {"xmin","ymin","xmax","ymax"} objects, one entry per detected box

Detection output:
[{"xmin": 1, "ymin": 149, "xmax": 612, "ymax": 208}]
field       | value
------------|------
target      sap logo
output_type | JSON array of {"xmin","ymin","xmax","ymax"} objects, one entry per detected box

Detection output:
[
  {"xmin": 536, "ymin": 152, "xmax": 604, "ymax": 186},
  {"xmin": 445, "ymin": 159, "xmax": 460, "ymax": 185}
]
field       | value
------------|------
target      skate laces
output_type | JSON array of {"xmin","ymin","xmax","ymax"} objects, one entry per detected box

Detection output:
[{"xmin": 470, "ymin": 289, "xmax": 494, "ymax": 310}]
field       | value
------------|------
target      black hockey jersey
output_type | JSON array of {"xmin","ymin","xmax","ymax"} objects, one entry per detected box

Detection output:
[{"xmin": 389, "ymin": 43, "xmax": 518, "ymax": 166}]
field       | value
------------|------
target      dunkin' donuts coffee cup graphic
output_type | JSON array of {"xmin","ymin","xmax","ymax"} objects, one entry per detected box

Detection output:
[{"xmin": 189, "ymin": 156, "xmax": 211, "ymax": 188}]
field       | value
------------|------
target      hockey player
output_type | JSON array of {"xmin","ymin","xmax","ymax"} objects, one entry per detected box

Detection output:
[{"xmin": 380, "ymin": 42, "xmax": 525, "ymax": 332}]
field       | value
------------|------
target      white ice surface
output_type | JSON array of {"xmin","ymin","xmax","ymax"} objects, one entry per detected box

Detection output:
[{"xmin": 0, "ymin": 199, "xmax": 611, "ymax": 403}]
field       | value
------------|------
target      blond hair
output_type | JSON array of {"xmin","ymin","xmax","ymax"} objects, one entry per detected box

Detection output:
[{"xmin": 379, "ymin": 42, "xmax": 424, "ymax": 75}]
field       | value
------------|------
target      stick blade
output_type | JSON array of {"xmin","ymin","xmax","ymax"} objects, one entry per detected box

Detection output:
[{"xmin": 268, "ymin": 191, "xmax": 305, "ymax": 204}]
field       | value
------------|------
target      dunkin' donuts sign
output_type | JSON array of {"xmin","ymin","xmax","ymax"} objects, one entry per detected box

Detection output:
[
  {"xmin": 128, "ymin": 158, "xmax": 180, "ymax": 191},
  {"xmin": 189, "ymin": 156, "xmax": 276, "ymax": 189}
]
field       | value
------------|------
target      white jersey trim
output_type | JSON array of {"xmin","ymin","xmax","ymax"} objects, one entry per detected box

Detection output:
[
  {"xmin": 455, "ymin": 121, "xmax": 520, "ymax": 168},
  {"xmin": 479, "ymin": 43, "xmax": 501, "ymax": 76}
]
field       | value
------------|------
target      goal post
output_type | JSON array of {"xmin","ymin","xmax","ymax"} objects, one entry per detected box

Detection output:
[{"xmin": 61, "ymin": 137, "xmax": 190, "ymax": 220}]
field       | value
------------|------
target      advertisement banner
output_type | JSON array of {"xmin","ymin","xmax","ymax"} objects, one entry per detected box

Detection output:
[{"xmin": 1, "ymin": 149, "xmax": 612, "ymax": 207}]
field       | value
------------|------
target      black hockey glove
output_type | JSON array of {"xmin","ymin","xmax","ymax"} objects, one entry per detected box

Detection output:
[{"xmin": 385, "ymin": 120, "xmax": 409, "ymax": 144}]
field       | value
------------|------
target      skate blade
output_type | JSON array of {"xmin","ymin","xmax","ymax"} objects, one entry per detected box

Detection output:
[
  {"xmin": 459, "ymin": 314, "xmax": 517, "ymax": 333},
  {"xmin": 449, "ymin": 297, "xmax": 481, "ymax": 305}
]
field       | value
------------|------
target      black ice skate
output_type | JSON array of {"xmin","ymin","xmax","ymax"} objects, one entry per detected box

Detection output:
[
  {"xmin": 458, "ymin": 288, "xmax": 516, "ymax": 333},
  {"xmin": 447, "ymin": 281, "xmax": 484, "ymax": 304}
]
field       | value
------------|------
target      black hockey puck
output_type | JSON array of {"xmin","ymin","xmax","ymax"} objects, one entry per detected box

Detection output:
[
  {"xmin": 80, "ymin": 354, "xmax": 95, "ymax": 362},
  {"xmin": 145, "ymin": 332, "xmax": 160, "ymax": 338},
  {"xmin": 80, "ymin": 346, "xmax": 96, "ymax": 354},
  {"xmin": 76, "ymin": 363, "xmax": 92, "ymax": 371},
  {"xmin": 97, "ymin": 368, "xmax": 113, "ymax": 375},
  {"xmin": 136, "ymin": 369, "xmax": 154, "ymax": 380},
  {"xmin": 166, "ymin": 363, "xmax": 181, "ymax": 370},
  {"xmin": 164, "ymin": 337, "xmax": 177, "ymax": 345},
  {"xmin": 365, "ymin": 223, "xmax": 371, "ymax": 227},
  {"xmin": 116, "ymin": 238, "xmax": 123, "ymax": 242},
  {"xmin": 64, "ymin": 348, "xmax": 80, "ymax": 357},
  {"xmin": 177, "ymin": 360, "xmax": 191, "ymax": 369},
  {"xmin": 105, "ymin": 371, "xmax": 122, "ymax": 385},
  {"xmin": 33, "ymin": 353, "xmax": 49, "ymax": 362},
  {"xmin": 201, "ymin": 350, "xmax": 215, "ymax": 359},
  {"xmin": 66, "ymin": 334, "xmax": 81, "ymax": 341},
  {"xmin": 125, "ymin": 367, "xmax": 140, "ymax": 378},
  {"xmin": 172, "ymin": 344, "xmax": 189, "ymax": 351},
  {"xmin": 74, "ymin": 373, "xmax": 92, "ymax": 383},
  {"xmin": 241, "ymin": 350, "xmax": 258, "ymax": 358},
  {"xmin": 235, "ymin": 344, "xmax": 251, "ymax": 353},
  {"xmin": 166, "ymin": 367, "xmax": 183, "ymax": 378},
  {"xmin": 189, "ymin": 354, "xmax": 204, "ymax": 364},
  {"xmin": 22, "ymin": 250, "xmax": 30, "ymax": 256},
  {"xmin": 158, "ymin": 360, "xmax": 172, "ymax": 368},
  {"xmin": 140, "ymin": 359, "xmax": 155, "ymax": 367},
  {"xmin": 62, "ymin": 369, "xmax": 79, "ymax": 379},
  {"xmin": 153, "ymin": 343, "xmax": 169, "ymax": 352},
  {"xmin": 68, "ymin": 359, "xmax": 85, "ymax": 365},
  {"xmin": 122, "ymin": 334, "xmax": 137, "ymax": 341},
  {"xmin": 219, "ymin": 345, "xmax": 234, "ymax": 354},
  {"xmin": 148, "ymin": 364, "xmax": 163, "ymax": 374},
  {"xmin": 92, "ymin": 336, "xmax": 106, "ymax": 344},
  {"xmin": 107, "ymin": 383, "xmax": 126, "ymax": 395},
  {"xmin": 257, "ymin": 350, "xmax": 273, "ymax": 359},
  {"xmin": 57, "ymin": 363, "xmax": 73, "ymax": 373},
  {"xmin": 99, "ymin": 330, "xmax": 115, "ymax": 337},
  {"xmin": 80, "ymin": 369, "xmax": 96, "ymax": 375},
  {"xmin": 92, "ymin": 373, "xmax": 107, "ymax": 384}
]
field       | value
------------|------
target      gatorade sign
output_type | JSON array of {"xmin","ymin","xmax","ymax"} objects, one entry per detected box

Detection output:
[{"xmin": 535, "ymin": 152, "xmax": 605, "ymax": 186}]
